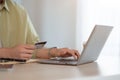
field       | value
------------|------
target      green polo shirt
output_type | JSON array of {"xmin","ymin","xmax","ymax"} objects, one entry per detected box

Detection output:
[{"xmin": 0, "ymin": 0, "xmax": 39, "ymax": 48}]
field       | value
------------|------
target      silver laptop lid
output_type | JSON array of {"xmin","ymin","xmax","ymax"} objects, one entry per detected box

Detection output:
[{"xmin": 78, "ymin": 25, "xmax": 113, "ymax": 65}]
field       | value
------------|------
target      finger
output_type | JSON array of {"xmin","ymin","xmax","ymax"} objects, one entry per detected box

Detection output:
[
  {"xmin": 74, "ymin": 50, "xmax": 80, "ymax": 59},
  {"xmin": 60, "ymin": 53, "xmax": 72, "ymax": 57},
  {"xmin": 68, "ymin": 49, "xmax": 80, "ymax": 59},
  {"xmin": 24, "ymin": 45, "xmax": 35, "ymax": 50},
  {"xmin": 66, "ymin": 50, "xmax": 78, "ymax": 59},
  {"xmin": 24, "ymin": 49, "xmax": 34, "ymax": 54},
  {"xmin": 20, "ymin": 53, "xmax": 32, "ymax": 60},
  {"xmin": 20, "ymin": 57, "xmax": 29, "ymax": 60},
  {"xmin": 63, "ymin": 50, "xmax": 80, "ymax": 59}
]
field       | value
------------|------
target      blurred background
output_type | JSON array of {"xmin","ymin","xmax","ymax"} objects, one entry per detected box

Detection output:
[{"xmin": 16, "ymin": 0, "xmax": 120, "ymax": 57}]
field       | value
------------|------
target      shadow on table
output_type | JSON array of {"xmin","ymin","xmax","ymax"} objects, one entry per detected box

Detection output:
[{"xmin": 77, "ymin": 62, "xmax": 100, "ymax": 77}]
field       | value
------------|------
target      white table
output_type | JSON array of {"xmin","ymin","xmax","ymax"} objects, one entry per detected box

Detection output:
[{"xmin": 0, "ymin": 56, "xmax": 120, "ymax": 80}]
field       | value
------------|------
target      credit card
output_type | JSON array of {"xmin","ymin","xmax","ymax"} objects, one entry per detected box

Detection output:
[{"xmin": 35, "ymin": 41, "xmax": 47, "ymax": 49}]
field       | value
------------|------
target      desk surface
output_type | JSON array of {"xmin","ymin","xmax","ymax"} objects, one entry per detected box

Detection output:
[{"xmin": 0, "ymin": 56, "xmax": 120, "ymax": 80}]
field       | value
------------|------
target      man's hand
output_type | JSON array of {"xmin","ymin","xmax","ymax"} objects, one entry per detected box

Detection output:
[
  {"xmin": 57, "ymin": 48, "xmax": 80, "ymax": 59},
  {"xmin": 50, "ymin": 48, "xmax": 80, "ymax": 59},
  {"xmin": 9, "ymin": 44, "xmax": 35, "ymax": 60}
]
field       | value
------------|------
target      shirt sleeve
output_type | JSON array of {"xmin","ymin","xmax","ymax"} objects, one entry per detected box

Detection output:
[{"xmin": 25, "ymin": 12, "xmax": 40, "ymax": 45}]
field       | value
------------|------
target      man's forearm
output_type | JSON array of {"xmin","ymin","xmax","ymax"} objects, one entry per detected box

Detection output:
[{"xmin": 36, "ymin": 48, "xmax": 58, "ymax": 59}]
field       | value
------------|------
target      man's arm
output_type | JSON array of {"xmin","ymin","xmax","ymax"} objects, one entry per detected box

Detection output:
[
  {"xmin": 35, "ymin": 48, "xmax": 80, "ymax": 59},
  {"xmin": 0, "ymin": 48, "xmax": 11, "ymax": 58}
]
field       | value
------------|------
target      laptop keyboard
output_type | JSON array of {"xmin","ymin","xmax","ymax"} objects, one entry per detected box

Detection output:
[{"xmin": 39, "ymin": 58, "xmax": 78, "ymax": 65}]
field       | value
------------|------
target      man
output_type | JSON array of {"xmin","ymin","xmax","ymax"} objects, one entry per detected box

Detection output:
[{"xmin": 0, "ymin": 0, "xmax": 80, "ymax": 60}]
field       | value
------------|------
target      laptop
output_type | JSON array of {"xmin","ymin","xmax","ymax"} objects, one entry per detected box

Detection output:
[{"xmin": 37, "ymin": 25, "xmax": 113, "ymax": 66}]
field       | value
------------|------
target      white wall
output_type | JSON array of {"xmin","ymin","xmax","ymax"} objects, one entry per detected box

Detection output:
[
  {"xmin": 22, "ymin": 0, "xmax": 77, "ymax": 48},
  {"xmin": 76, "ymin": 0, "xmax": 120, "ymax": 56}
]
